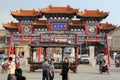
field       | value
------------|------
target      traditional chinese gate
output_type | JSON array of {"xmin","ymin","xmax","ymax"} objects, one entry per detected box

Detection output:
[{"xmin": 3, "ymin": 5, "xmax": 116, "ymax": 71}]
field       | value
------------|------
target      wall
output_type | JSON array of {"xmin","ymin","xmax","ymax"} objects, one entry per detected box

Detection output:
[{"xmin": 110, "ymin": 27, "xmax": 120, "ymax": 51}]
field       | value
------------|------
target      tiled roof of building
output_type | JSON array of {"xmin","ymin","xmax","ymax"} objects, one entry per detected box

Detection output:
[
  {"xmin": 11, "ymin": 9, "xmax": 41, "ymax": 17},
  {"xmin": 77, "ymin": 9, "xmax": 109, "ymax": 17},
  {"xmin": 3, "ymin": 20, "xmax": 48, "ymax": 28},
  {"xmin": 3, "ymin": 22, "xmax": 19, "ymax": 28},
  {"xmin": 40, "ymin": 5, "xmax": 78, "ymax": 14},
  {"xmin": 99, "ymin": 22, "xmax": 116, "ymax": 30}
]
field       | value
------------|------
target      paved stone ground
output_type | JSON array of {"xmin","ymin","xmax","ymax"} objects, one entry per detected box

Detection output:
[{"xmin": 0, "ymin": 63, "xmax": 120, "ymax": 80}]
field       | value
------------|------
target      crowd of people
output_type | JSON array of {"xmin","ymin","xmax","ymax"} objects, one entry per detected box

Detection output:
[
  {"xmin": 0, "ymin": 54, "xmax": 110, "ymax": 80},
  {"xmin": 0, "ymin": 55, "xmax": 26, "ymax": 80},
  {"xmin": 42, "ymin": 57, "xmax": 70, "ymax": 80},
  {"xmin": 0, "ymin": 54, "xmax": 70, "ymax": 80},
  {"xmin": 1, "ymin": 55, "xmax": 70, "ymax": 80}
]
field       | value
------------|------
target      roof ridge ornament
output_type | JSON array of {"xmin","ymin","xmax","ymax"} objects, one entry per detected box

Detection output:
[
  {"xmin": 20, "ymin": 9, "xmax": 22, "ymax": 11},
  {"xmin": 48, "ymin": 5, "xmax": 52, "ymax": 8},
  {"xmin": 67, "ymin": 5, "xmax": 70, "ymax": 9},
  {"xmin": 84, "ymin": 9, "xmax": 87, "ymax": 11}
]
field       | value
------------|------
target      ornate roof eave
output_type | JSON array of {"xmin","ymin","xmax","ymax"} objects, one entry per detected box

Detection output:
[
  {"xmin": 10, "ymin": 9, "xmax": 42, "ymax": 17},
  {"xmin": 76, "ymin": 15, "xmax": 108, "ymax": 18},
  {"xmin": 77, "ymin": 9, "xmax": 109, "ymax": 18},
  {"xmin": 3, "ymin": 22, "xmax": 19, "ymax": 29},
  {"xmin": 99, "ymin": 22, "xmax": 116, "ymax": 30},
  {"xmin": 40, "ymin": 5, "xmax": 78, "ymax": 15}
]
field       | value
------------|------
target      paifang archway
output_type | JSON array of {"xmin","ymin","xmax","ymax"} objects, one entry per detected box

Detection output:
[{"xmin": 3, "ymin": 5, "xmax": 116, "ymax": 68}]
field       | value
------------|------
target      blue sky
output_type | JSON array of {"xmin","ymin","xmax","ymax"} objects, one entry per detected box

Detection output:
[{"xmin": 0, "ymin": 0, "xmax": 120, "ymax": 29}]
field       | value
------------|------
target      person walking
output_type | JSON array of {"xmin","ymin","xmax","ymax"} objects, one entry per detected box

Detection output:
[
  {"xmin": 15, "ymin": 64, "xmax": 22, "ymax": 80},
  {"xmin": 42, "ymin": 59, "xmax": 50, "ymax": 80},
  {"xmin": 100, "ymin": 60, "xmax": 109, "ymax": 74},
  {"xmin": 7, "ymin": 57, "xmax": 16, "ymax": 80},
  {"xmin": 61, "ymin": 57, "xmax": 70, "ymax": 80},
  {"xmin": 49, "ymin": 59, "xmax": 55, "ymax": 80}
]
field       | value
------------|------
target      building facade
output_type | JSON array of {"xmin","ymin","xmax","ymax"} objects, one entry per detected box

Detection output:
[
  {"xmin": 0, "ymin": 29, "xmax": 7, "ymax": 54},
  {"xmin": 3, "ymin": 5, "xmax": 116, "ymax": 65},
  {"xmin": 108, "ymin": 27, "xmax": 120, "ymax": 52}
]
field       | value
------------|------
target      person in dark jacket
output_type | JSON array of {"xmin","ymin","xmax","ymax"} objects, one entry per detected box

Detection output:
[
  {"xmin": 61, "ymin": 57, "xmax": 70, "ymax": 80},
  {"xmin": 15, "ymin": 64, "xmax": 22, "ymax": 80}
]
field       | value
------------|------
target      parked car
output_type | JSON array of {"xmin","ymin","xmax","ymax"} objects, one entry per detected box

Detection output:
[
  {"xmin": 115, "ymin": 54, "xmax": 120, "ymax": 67},
  {"xmin": 80, "ymin": 54, "xmax": 90, "ymax": 64}
]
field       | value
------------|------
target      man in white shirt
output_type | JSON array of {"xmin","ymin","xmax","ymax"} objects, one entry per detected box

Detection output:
[{"xmin": 7, "ymin": 57, "xmax": 16, "ymax": 80}]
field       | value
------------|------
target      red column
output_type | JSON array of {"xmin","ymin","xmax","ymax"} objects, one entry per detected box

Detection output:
[
  {"xmin": 96, "ymin": 27, "xmax": 99, "ymax": 41},
  {"xmin": 105, "ymin": 34, "xmax": 111, "ymax": 66},
  {"xmin": 8, "ymin": 34, "xmax": 14, "ymax": 57},
  {"xmin": 75, "ymin": 34, "xmax": 79, "ymax": 64},
  {"xmin": 104, "ymin": 48, "xmax": 107, "ymax": 55},
  {"xmin": 31, "ymin": 26, "xmax": 34, "ymax": 34},
  {"xmin": 31, "ymin": 26, "xmax": 34, "ymax": 41},
  {"xmin": 67, "ymin": 23, "xmax": 70, "ymax": 31},
  {"xmin": 11, "ymin": 47, "xmax": 15, "ymax": 54},
  {"xmin": 85, "ymin": 25, "xmax": 88, "ymax": 34},
  {"xmin": 8, "ymin": 46, "xmax": 12, "ymax": 58},
  {"xmin": 84, "ymin": 25, "xmax": 88, "ymax": 42},
  {"xmin": 38, "ymin": 47, "xmax": 43, "ymax": 62},
  {"xmin": 19, "ymin": 23, "xmax": 23, "ymax": 40},
  {"xmin": 48, "ymin": 23, "xmax": 51, "ymax": 36},
  {"xmin": 75, "ymin": 34, "xmax": 78, "ymax": 44},
  {"xmin": 40, "ymin": 33, "xmax": 42, "ymax": 42},
  {"xmin": 67, "ymin": 23, "xmax": 70, "ymax": 37},
  {"xmin": 96, "ymin": 27, "xmax": 99, "ymax": 34},
  {"xmin": 48, "ymin": 23, "xmax": 51, "ymax": 31}
]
